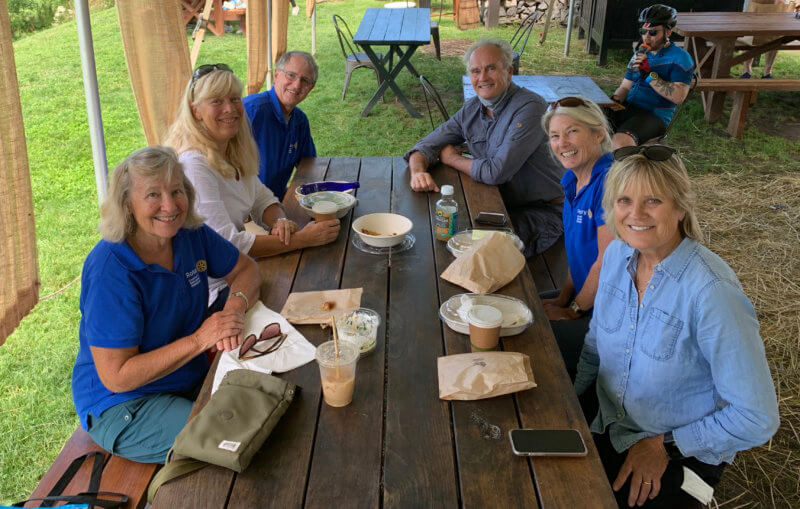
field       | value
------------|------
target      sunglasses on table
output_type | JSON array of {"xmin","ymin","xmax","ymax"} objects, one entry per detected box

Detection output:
[
  {"xmin": 639, "ymin": 27, "xmax": 662, "ymax": 36},
  {"xmin": 612, "ymin": 144, "xmax": 677, "ymax": 162},
  {"xmin": 238, "ymin": 322, "xmax": 287, "ymax": 360},
  {"xmin": 548, "ymin": 96, "xmax": 589, "ymax": 111}
]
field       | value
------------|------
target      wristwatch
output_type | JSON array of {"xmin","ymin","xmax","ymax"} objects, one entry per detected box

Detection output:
[
  {"xmin": 231, "ymin": 291, "xmax": 249, "ymax": 310},
  {"xmin": 647, "ymin": 71, "xmax": 659, "ymax": 83},
  {"xmin": 569, "ymin": 300, "xmax": 583, "ymax": 316}
]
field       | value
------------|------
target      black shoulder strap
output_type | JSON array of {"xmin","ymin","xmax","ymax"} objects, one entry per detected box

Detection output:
[{"xmin": 14, "ymin": 451, "xmax": 129, "ymax": 508}]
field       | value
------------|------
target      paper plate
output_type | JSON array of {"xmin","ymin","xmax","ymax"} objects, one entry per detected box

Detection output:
[
  {"xmin": 446, "ymin": 229, "xmax": 524, "ymax": 257},
  {"xmin": 438, "ymin": 293, "xmax": 533, "ymax": 337}
]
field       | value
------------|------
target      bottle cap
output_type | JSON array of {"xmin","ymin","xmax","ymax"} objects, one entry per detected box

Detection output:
[{"xmin": 441, "ymin": 185, "xmax": 454, "ymax": 196}]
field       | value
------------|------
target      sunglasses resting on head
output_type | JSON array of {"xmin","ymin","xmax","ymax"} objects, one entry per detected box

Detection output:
[{"xmin": 612, "ymin": 144, "xmax": 677, "ymax": 162}]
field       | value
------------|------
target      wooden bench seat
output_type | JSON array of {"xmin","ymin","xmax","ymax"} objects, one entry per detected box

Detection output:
[
  {"xmin": 694, "ymin": 78, "xmax": 800, "ymax": 138},
  {"xmin": 27, "ymin": 427, "xmax": 157, "ymax": 509}
]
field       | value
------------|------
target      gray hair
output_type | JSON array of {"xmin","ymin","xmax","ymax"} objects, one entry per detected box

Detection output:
[
  {"xmin": 463, "ymin": 38, "xmax": 514, "ymax": 72},
  {"xmin": 541, "ymin": 97, "xmax": 613, "ymax": 154},
  {"xmin": 602, "ymin": 152, "xmax": 702, "ymax": 242},
  {"xmin": 276, "ymin": 51, "xmax": 319, "ymax": 84},
  {"xmin": 98, "ymin": 146, "xmax": 204, "ymax": 243}
]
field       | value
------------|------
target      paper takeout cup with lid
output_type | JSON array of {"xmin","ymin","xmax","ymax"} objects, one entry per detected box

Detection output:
[{"xmin": 467, "ymin": 304, "xmax": 503, "ymax": 352}]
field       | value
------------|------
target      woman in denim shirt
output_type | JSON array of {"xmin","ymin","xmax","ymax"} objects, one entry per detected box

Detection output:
[{"xmin": 575, "ymin": 146, "xmax": 779, "ymax": 508}]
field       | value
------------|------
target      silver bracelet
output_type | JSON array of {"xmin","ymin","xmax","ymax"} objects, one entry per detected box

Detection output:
[{"xmin": 230, "ymin": 291, "xmax": 249, "ymax": 310}]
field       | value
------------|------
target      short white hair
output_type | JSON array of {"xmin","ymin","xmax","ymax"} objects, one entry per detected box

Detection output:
[{"xmin": 463, "ymin": 38, "xmax": 514, "ymax": 72}]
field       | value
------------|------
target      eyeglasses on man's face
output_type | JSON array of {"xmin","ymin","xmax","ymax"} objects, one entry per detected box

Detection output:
[{"xmin": 278, "ymin": 69, "xmax": 315, "ymax": 89}]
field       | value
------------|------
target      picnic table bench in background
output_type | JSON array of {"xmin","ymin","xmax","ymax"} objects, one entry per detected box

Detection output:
[{"xmin": 154, "ymin": 156, "xmax": 614, "ymax": 507}]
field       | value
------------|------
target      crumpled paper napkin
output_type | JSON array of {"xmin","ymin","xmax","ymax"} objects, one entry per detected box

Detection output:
[{"xmin": 212, "ymin": 301, "xmax": 316, "ymax": 393}]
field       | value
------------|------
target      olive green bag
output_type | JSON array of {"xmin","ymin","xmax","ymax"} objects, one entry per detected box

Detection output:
[{"xmin": 147, "ymin": 369, "xmax": 296, "ymax": 502}]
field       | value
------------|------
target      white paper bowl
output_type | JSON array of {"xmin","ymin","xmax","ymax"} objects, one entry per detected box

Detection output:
[
  {"xmin": 351, "ymin": 213, "xmax": 413, "ymax": 247},
  {"xmin": 298, "ymin": 191, "xmax": 357, "ymax": 219}
]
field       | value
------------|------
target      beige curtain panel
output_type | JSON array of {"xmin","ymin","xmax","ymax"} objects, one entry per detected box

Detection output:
[
  {"xmin": 246, "ymin": 0, "xmax": 289, "ymax": 95},
  {"xmin": 0, "ymin": 0, "xmax": 40, "ymax": 345},
  {"xmin": 117, "ymin": 0, "xmax": 192, "ymax": 145},
  {"xmin": 246, "ymin": 0, "xmax": 269, "ymax": 95}
]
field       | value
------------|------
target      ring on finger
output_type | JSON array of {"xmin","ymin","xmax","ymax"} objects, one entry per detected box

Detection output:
[{"xmin": 642, "ymin": 481, "xmax": 652, "ymax": 485}]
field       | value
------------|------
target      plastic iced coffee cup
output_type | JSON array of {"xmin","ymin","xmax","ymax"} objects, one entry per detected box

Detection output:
[
  {"xmin": 315, "ymin": 340, "xmax": 359, "ymax": 407},
  {"xmin": 467, "ymin": 305, "xmax": 503, "ymax": 352},
  {"xmin": 312, "ymin": 201, "xmax": 338, "ymax": 222}
]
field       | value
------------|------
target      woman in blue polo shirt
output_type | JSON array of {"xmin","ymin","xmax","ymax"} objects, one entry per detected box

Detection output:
[
  {"xmin": 72, "ymin": 146, "xmax": 260, "ymax": 463},
  {"xmin": 539, "ymin": 97, "xmax": 615, "ymax": 380}
]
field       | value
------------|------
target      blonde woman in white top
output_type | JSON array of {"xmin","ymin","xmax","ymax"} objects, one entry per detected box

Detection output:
[{"xmin": 165, "ymin": 64, "xmax": 339, "ymax": 301}]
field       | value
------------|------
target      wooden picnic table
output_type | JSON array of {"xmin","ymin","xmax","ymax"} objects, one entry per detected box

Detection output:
[
  {"xmin": 153, "ymin": 156, "xmax": 615, "ymax": 508},
  {"xmin": 674, "ymin": 12, "xmax": 800, "ymax": 137},
  {"xmin": 353, "ymin": 8, "xmax": 431, "ymax": 118},
  {"xmin": 462, "ymin": 75, "xmax": 615, "ymax": 107}
]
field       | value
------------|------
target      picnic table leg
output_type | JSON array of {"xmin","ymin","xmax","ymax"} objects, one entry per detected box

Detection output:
[
  {"xmin": 706, "ymin": 37, "xmax": 735, "ymax": 123},
  {"xmin": 359, "ymin": 45, "xmax": 421, "ymax": 118},
  {"xmin": 394, "ymin": 46, "xmax": 421, "ymax": 78},
  {"xmin": 727, "ymin": 91, "xmax": 753, "ymax": 138}
]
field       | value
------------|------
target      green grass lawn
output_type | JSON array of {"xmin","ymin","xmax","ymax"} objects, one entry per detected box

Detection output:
[{"xmin": 2, "ymin": 0, "xmax": 799, "ymax": 503}]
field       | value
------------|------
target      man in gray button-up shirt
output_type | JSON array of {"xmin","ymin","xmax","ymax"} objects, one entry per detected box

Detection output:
[{"xmin": 405, "ymin": 38, "xmax": 564, "ymax": 256}]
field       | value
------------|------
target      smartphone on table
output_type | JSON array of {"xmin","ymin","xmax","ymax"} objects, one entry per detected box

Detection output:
[
  {"xmin": 508, "ymin": 429, "xmax": 588, "ymax": 457},
  {"xmin": 474, "ymin": 212, "xmax": 507, "ymax": 226}
]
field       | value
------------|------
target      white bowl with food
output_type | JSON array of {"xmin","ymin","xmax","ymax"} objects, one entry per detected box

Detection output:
[
  {"xmin": 298, "ymin": 191, "xmax": 357, "ymax": 219},
  {"xmin": 352, "ymin": 213, "xmax": 413, "ymax": 247}
]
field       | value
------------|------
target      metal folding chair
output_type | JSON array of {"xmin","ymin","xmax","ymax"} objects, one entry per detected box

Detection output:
[
  {"xmin": 420, "ymin": 75, "xmax": 449, "ymax": 130},
  {"xmin": 648, "ymin": 72, "xmax": 699, "ymax": 144},
  {"xmin": 509, "ymin": 9, "xmax": 541, "ymax": 74},
  {"xmin": 332, "ymin": 14, "xmax": 383, "ymax": 101}
]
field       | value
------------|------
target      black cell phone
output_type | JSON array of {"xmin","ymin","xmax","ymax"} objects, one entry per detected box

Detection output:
[
  {"xmin": 474, "ymin": 212, "xmax": 507, "ymax": 226},
  {"xmin": 508, "ymin": 429, "xmax": 588, "ymax": 457}
]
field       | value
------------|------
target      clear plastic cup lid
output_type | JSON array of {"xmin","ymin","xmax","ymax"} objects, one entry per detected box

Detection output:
[
  {"xmin": 467, "ymin": 304, "xmax": 503, "ymax": 328},
  {"xmin": 316, "ymin": 340, "xmax": 359, "ymax": 366}
]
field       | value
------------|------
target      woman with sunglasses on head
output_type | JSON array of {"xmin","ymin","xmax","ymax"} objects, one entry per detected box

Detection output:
[
  {"xmin": 574, "ymin": 145, "xmax": 779, "ymax": 508},
  {"xmin": 540, "ymin": 97, "xmax": 615, "ymax": 381},
  {"xmin": 164, "ymin": 64, "xmax": 339, "ymax": 305},
  {"xmin": 72, "ymin": 146, "xmax": 260, "ymax": 463}
]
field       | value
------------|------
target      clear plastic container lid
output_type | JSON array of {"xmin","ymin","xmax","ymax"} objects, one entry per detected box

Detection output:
[
  {"xmin": 446, "ymin": 229, "xmax": 524, "ymax": 257},
  {"xmin": 315, "ymin": 340, "xmax": 359, "ymax": 367}
]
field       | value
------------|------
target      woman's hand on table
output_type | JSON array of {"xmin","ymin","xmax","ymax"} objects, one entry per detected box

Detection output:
[
  {"xmin": 613, "ymin": 435, "xmax": 670, "ymax": 507},
  {"xmin": 193, "ymin": 309, "xmax": 245, "ymax": 352},
  {"xmin": 543, "ymin": 304, "xmax": 579, "ymax": 321},
  {"xmin": 270, "ymin": 217, "xmax": 298, "ymax": 246},
  {"xmin": 295, "ymin": 219, "xmax": 340, "ymax": 248}
]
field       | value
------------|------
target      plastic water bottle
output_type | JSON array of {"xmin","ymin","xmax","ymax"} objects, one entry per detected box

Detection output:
[{"xmin": 435, "ymin": 185, "xmax": 458, "ymax": 241}]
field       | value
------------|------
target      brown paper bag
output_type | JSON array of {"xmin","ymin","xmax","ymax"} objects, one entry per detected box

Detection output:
[
  {"xmin": 440, "ymin": 232, "xmax": 525, "ymax": 294},
  {"xmin": 280, "ymin": 288, "xmax": 363, "ymax": 324},
  {"xmin": 438, "ymin": 352, "xmax": 536, "ymax": 400}
]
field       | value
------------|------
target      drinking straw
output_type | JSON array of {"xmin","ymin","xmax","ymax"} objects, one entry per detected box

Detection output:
[{"xmin": 330, "ymin": 314, "xmax": 339, "ymax": 359}]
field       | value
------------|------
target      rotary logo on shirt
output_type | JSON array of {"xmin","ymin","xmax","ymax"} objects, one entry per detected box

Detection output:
[
  {"xmin": 288, "ymin": 141, "xmax": 298, "ymax": 155},
  {"xmin": 576, "ymin": 208, "xmax": 589, "ymax": 224},
  {"xmin": 587, "ymin": 209, "xmax": 593, "ymax": 219},
  {"xmin": 196, "ymin": 260, "xmax": 207, "ymax": 272}
]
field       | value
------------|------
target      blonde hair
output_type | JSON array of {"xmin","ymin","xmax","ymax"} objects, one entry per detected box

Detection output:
[
  {"xmin": 602, "ymin": 153, "xmax": 702, "ymax": 241},
  {"xmin": 99, "ymin": 146, "xmax": 204, "ymax": 243},
  {"xmin": 163, "ymin": 68, "xmax": 259, "ymax": 180},
  {"xmin": 541, "ymin": 97, "xmax": 613, "ymax": 154}
]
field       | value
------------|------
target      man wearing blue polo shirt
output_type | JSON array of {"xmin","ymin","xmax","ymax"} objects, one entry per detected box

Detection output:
[
  {"xmin": 606, "ymin": 4, "xmax": 694, "ymax": 148},
  {"xmin": 244, "ymin": 51, "xmax": 317, "ymax": 199}
]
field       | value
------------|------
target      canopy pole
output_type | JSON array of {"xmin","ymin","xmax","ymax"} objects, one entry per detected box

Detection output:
[
  {"xmin": 74, "ymin": 0, "xmax": 108, "ymax": 205},
  {"xmin": 267, "ymin": 0, "xmax": 273, "ymax": 89},
  {"xmin": 311, "ymin": 4, "xmax": 316, "ymax": 55},
  {"xmin": 563, "ymin": 0, "xmax": 576, "ymax": 56}
]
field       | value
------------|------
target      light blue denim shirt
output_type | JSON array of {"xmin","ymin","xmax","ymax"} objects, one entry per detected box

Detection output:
[{"xmin": 575, "ymin": 238, "xmax": 779, "ymax": 465}]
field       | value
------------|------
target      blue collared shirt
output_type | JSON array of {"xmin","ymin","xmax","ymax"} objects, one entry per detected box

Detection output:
[
  {"xmin": 560, "ymin": 152, "xmax": 612, "ymax": 294},
  {"xmin": 243, "ymin": 88, "xmax": 316, "ymax": 199},
  {"xmin": 575, "ymin": 238, "xmax": 779, "ymax": 465}
]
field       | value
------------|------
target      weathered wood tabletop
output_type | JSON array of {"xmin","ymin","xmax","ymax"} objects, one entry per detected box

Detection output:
[
  {"xmin": 352, "ymin": 8, "xmax": 431, "ymax": 118},
  {"xmin": 462, "ymin": 75, "xmax": 614, "ymax": 107},
  {"xmin": 153, "ymin": 156, "xmax": 615, "ymax": 508},
  {"xmin": 674, "ymin": 12, "xmax": 800, "ymax": 126}
]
